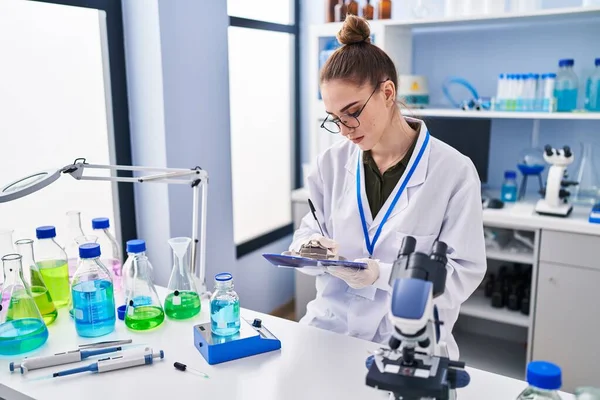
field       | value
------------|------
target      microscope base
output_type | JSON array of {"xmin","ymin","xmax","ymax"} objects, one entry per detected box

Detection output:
[{"xmin": 534, "ymin": 199, "xmax": 573, "ymax": 217}]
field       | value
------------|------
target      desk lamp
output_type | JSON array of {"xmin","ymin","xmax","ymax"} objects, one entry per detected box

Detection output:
[{"xmin": 0, "ymin": 158, "xmax": 210, "ymax": 297}]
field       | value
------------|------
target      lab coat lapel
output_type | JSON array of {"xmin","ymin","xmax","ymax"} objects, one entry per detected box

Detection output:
[
  {"xmin": 345, "ymin": 149, "xmax": 374, "ymax": 227},
  {"xmin": 369, "ymin": 121, "xmax": 431, "ymax": 232},
  {"xmin": 343, "ymin": 119, "xmax": 430, "ymax": 233}
]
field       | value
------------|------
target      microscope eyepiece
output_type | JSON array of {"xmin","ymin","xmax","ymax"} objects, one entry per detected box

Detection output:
[
  {"xmin": 398, "ymin": 236, "xmax": 416, "ymax": 257},
  {"xmin": 544, "ymin": 145, "xmax": 553, "ymax": 156},
  {"xmin": 563, "ymin": 145, "xmax": 572, "ymax": 158}
]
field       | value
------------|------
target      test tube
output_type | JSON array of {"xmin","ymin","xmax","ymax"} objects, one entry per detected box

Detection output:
[
  {"xmin": 496, "ymin": 73, "xmax": 506, "ymax": 111},
  {"xmin": 542, "ymin": 73, "xmax": 556, "ymax": 112}
]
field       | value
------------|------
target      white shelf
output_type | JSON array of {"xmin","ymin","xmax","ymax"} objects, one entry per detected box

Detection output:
[
  {"xmin": 454, "ymin": 330, "xmax": 526, "ymax": 380},
  {"xmin": 485, "ymin": 248, "xmax": 534, "ymax": 264},
  {"xmin": 460, "ymin": 290, "xmax": 530, "ymax": 328},
  {"xmin": 313, "ymin": 6, "xmax": 600, "ymax": 35},
  {"xmin": 404, "ymin": 108, "xmax": 600, "ymax": 120}
]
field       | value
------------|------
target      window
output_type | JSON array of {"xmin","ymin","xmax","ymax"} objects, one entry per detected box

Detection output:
[
  {"xmin": 0, "ymin": 0, "xmax": 135, "ymax": 249},
  {"xmin": 228, "ymin": 0, "xmax": 300, "ymax": 258}
]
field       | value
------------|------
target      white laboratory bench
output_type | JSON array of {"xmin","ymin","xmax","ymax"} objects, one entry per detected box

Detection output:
[
  {"xmin": 0, "ymin": 286, "xmax": 571, "ymax": 400},
  {"xmin": 291, "ymin": 187, "xmax": 600, "ymax": 392}
]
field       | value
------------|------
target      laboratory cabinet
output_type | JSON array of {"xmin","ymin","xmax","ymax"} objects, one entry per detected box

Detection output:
[
  {"xmin": 534, "ymin": 230, "xmax": 600, "ymax": 393},
  {"xmin": 532, "ymin": 261, "xmax": 600, "ymax": 392}
]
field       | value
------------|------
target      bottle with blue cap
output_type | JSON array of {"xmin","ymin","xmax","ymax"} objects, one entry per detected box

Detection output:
[
  {"xmin": 516, "ymin": 361, "xmax": 563, "ymax": 399},
  {"xmin": 35, "ymin": 226, "xmax": 70, "ymax": 308},
  {"xmin": 501, "ymin": 170, "xmax": 518, "ymax": 203},
  {"xmin": 554, "ymin": 58, "xmax": 579, "ymax": 112},
  {"xmin": 121, "ymin": 239, "xmax": 153, "ymax": 302},
  {"xmin": 210, "ymin": 272, "xmax": 240, "ymax": 336},
  {"xmin": 585, "ymin": 58, "xmax": 600, "ymax": 112},
  {"xmin": 71, "ymin": 243, "xmax": 116, "ymax": 337},
  {"xmin": 91, "ymin": 218, "xmax": 122, "ymax": 293}
]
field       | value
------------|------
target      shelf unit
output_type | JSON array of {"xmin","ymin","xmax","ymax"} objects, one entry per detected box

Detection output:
[
  {"xmin": 404, "ymin": 108, "xmax": 600, "ymax": 120},
  {"xmin": 308, "ymin": 6, "xmax": 600, "ymax": 162},
  {"xmin": 485, "ymin": 248, "xmax": 534, "ymax": 264},
  {"xmin": 460, "ymin": 290, "xmax": 530, "ymax": 328}
]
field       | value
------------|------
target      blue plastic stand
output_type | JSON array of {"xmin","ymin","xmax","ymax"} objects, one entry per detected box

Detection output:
[{"xmin": 194, "ymin": 318, "xmax": 281, "ymax": 365}]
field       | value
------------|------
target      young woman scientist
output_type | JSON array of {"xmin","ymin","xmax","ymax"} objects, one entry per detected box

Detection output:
[{"xmin": 288, "ymin": 15, "xmax": 486, "ymax": 360}]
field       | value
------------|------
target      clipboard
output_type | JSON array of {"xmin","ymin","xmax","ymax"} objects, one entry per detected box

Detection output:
[{"xmin": 262, "ymin": 253, "xmax": 367, "ymax": 269}]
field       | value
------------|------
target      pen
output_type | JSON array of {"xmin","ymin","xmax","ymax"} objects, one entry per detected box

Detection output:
[{"xmin": 308, "ymin": 199, "xmax": 325, "ymax": 237}]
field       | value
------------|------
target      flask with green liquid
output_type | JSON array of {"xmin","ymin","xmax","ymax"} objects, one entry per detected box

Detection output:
[{"xmin": 164, "ymin": 237, "xmax": 200, "ymax": 320}]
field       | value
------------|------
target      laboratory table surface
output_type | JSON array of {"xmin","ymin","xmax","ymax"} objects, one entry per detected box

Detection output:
[{"xmin": 0, "ymin": 287, "xmax": 574, "ymax": 400}]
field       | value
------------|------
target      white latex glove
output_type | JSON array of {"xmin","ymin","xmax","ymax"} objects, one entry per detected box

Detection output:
[
  {"xmin": 327, "ymin": 258, "xmax": 380, "ymax": 289},
  {"xmin": 306, "ymin": 233, "xmax": 339, "ymax": 256}
]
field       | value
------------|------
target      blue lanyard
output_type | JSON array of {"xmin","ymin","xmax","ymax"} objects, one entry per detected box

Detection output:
[{"xmin": 356, "ymin": 131, "xmax": 430, "ymax": 257}]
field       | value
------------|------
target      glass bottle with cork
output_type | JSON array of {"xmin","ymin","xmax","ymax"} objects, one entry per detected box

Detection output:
[{"xmin": 334, "ymin": 0, "xmax": 348, "ymax": 21}]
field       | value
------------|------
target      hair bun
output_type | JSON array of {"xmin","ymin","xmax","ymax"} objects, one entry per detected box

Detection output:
[{"xmin": 337, "ymin": 15, "xmax": 371, "ymax": 45}]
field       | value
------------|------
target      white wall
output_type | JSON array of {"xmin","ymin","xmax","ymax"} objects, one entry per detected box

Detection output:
[
  {"xmin": 122, "ymin": 0, "xmax": 294, "ymax": 312},
  {"xmin": 121, "ymin": 0, "xmax": 172, "ymax": 285}
]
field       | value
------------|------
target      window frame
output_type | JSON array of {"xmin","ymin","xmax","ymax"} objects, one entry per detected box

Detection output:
[
  {"xmin": 229, "ymin": 1, "xmax": 301, "ymax": 259},
  {"xmin": 27, "ymin": 0, "xmax": 137, "ymax": 252}
]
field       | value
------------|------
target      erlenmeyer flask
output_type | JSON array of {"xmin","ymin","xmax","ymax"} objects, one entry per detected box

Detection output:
[
  {"xmin": 573, "ymin": 142, "xmax": 600, "ymax": 205},
  {"xmin": 0, "ymin": 229, "xmax": 14, "ymax": 290},
  {"xmin": 65, "ymin": 211, "xmax": 86, "ymax": 279},
  {"xmin": 164, "ymin": 237, "xmax": 200, "ymax": 319},
  {"xmin": 15, "ymin": 239, "xmax": 57, "ymax": 325},
  {"xmin": 124, "ymin": 255, "xmax": 164, "ymax": 331},
  {"xmin": 0, "ymin": 254, "xmax": 49, "ymax": 355}
]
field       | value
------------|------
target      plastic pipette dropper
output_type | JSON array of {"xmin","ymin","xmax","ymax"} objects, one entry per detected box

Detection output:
[
  {"xmin": 174, "ymin": 362, "xmax": 209, "ymax": 378},
  {"xmin": 51, "ymin": 347, "xmax": 164, "ymax": 378}
]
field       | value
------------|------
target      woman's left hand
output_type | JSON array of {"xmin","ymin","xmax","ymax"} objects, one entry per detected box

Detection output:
[{"xmin": 327, "ymin": 258, "xmax": 380, "ymax": 289}]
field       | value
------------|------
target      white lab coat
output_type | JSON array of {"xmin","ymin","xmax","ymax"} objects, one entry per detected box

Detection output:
[{"xmin": 289, "ymin": 118, "xmax": 486, "ymax": 360}]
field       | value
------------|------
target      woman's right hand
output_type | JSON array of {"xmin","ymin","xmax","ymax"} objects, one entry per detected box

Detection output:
[{"xmin": 305, "ymin": 233, "xmax": 339, "ymax": 256}]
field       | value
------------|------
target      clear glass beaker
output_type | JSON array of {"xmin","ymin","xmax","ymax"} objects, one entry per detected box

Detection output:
[
  {"xmin": 0, "ymin": 254, "xmax": 49, "ymax": 355},
  {"xmin": 15, "ymin": 239, "xmax": 57, "ymax": 325},
  {"xmin": 164, "ymin": 237, "xmax": 200, "ymax": 320},
  {"xmin": 124, "ymin": 255, "xmax": 164, "ymax": 331},
  {"xmin": 572, "ymin": 142, "xmax": 600, "ymax": 205},
  {"xmin": 65, "ymin": 211, "xmax": 86, "ymax": 279},
  {"xmin": 0, "ymin": 229, "xmax": 14, "ymax": 290}
]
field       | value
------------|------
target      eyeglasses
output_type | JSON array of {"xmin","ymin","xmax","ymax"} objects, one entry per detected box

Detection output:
[{"xmin": 320, "ymin": 80, "xmax": 388, "ymax": 134}]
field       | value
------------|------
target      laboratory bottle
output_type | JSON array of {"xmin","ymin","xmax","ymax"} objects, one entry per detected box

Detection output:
[
  {"xmin": 325, "ymin": 0, "xmax": 337, "ymax": 22},
  {"xmin": 91, "ymin": 218, "xmax": 122, "ymax": 294},
  {"xmin": 362, "ymin": 0, "xmax": 374, "ymax": 19},
  {"xmin": 0, "ymin": 229, "xmax": 14, "ymax": 290},
  {"xmin": 210, "ymin": 273, "xmax": 240, "ymax": 336},
  {"xmin": 0, "ymin": 254, "xmax": 49, "ymax": 356},
  {"xmin": 71, "ymin": 243, "xmax": 116, "ymax": 338},
  {"xmin": 334, "ymin": 0, "xmax": 347, "ymax": 22},
  {"xmin": 15, "ymin": 239, "xmax": 57, "ymax": 325},
  {"xmin": 501, "ymin": 171, "xmax": 518, "ymax": 203},
  {"xmin": 575, "ymin": 387, "xmax": 600, "ymax": 399},
  {"xmin": 346, "ymin": 0, "xmax": 358, "ymax": 15},
  {"xmin": 554, "ymin": 59, "xmax": 579, "ymax": 112},
  {"xmin": 542, "ymin": 73, "xmax": 556, "ymax": 112},
  {"xmin": 35, "ymin": 226, "xmax": 70, "ymax": 308},
  {"xmin": 585, "ymin": 58, "xmax": 600, "ymax": 112},
  {"xmin": 378, "ymin": 0, "xmax": 392, "ymax": 19},
  {"xmin": 516, "ymin": 361, "xmax": 562, "ymax": 400},
  {"xmin": 121, "ymin": 239, "xmax": 153, "ymax": 302},
  {"xmin": 164, "ymin": 237, "xmax": 200, "ymax": 320},
  {"xmin": 124, "ymin": 255, "xmax": 164, "ymax": 331},
  {"xmin": 65, "ymin": 211, "xmax": 85, "ymax": 279}
]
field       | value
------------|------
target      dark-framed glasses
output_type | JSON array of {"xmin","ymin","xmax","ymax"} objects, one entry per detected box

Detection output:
[{"xmin": 320, "ymin": 80, "xmax": 388, "ymax": 134}]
